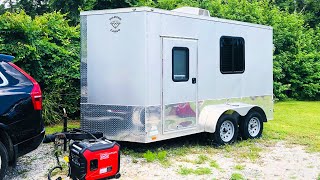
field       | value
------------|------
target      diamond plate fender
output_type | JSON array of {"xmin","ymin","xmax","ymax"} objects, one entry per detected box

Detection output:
[{"xmin": 199, "ymin": 103, "xmax": 256, "ymax": 133}]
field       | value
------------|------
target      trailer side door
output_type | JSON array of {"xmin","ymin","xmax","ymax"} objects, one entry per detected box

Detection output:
[{"xmin": 162, "ymin": 37, "xmax": 198, "ymax": 133}]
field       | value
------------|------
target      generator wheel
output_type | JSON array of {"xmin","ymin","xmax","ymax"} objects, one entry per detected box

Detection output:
[
  {"xmin": 0, "ymin": 141, "xmax": 8, "ymax": 180},
  {"xmin": 212, "ymin": 114, "xmax": 238, "ymax": 145},
  {"xmin": 240, "ymin": 111, "xmax": 264, "ymax": 140}
]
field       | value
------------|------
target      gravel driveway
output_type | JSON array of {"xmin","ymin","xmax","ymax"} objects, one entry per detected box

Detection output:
[{"xmin": 4, "ymin": 141, "xmax": 320, "ymax": 180}]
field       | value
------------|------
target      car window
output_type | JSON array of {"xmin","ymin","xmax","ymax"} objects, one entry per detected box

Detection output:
[{"xmin": 0, "ymin": 72, "xmax": 8, "ymax": 87}]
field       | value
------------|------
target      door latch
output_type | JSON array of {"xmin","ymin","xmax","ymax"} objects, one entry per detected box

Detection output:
[{"xmin": 192, "ymin": 78, "xmax": 196, "ymax": 84}]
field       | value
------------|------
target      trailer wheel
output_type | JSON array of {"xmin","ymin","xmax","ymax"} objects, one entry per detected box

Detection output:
[
  {"xmin": 0, "ymin": 141, "xmax": 8, "ymax": 180},
  {"xmin": 240, "ymin": 111, "xmax": 264, "ymax": 140},
  {"xmin": 212, "ymin": 114, "xmax": 238, "ymax": 145}
]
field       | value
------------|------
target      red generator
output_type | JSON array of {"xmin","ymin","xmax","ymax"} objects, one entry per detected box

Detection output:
[{"xmin": 69, "ymin": 139, "xmax": 120, "ymax": 180}]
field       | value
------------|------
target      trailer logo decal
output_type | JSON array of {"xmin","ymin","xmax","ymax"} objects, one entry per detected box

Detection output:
[{"xmin": 109, "ymin": 16, "xmax": 121, "ymax": 33}]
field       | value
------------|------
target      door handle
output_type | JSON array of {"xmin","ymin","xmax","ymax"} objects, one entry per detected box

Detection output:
[{"xmin": 192, "ymin": 78, "xmax": 196, "ymax": 84}]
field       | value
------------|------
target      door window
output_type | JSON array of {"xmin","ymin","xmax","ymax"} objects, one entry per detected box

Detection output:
[{"xmin": 172, "ymin": 47, "xmax": 189, "ymax": 82}]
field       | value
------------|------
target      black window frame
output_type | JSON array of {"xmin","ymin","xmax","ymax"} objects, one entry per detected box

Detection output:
[
  {"xmin": 220, "ymin": 36, "xmax": 245, "ymax": 74},
  {"xmin": 172, "ymin": 47, "xmax": 190, "ymax": 82}
]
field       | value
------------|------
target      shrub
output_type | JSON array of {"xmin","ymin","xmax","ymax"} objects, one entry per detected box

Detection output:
[{"xmin": 0, "ymin": 11, "xmax": 80, "ymax": 124}]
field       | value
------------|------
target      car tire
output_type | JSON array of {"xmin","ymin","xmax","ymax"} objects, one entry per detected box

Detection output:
[
  {"xmin": 240, "ymin": 111, "xmax": 264, "ymax": 140},
  {"xmin": 0, "ymin": 141, "xmax": 8, "ymax": 180},
  {"xmin": 212, "ymin": 114, "xmax": 238, "ymax": 145}
]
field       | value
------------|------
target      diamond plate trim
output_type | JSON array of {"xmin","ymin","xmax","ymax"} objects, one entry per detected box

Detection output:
[{"xmin": 81, "ymin": 104, "xmax": 146, "ymax": 142}]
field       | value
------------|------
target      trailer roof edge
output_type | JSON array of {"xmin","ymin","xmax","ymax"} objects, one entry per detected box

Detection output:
[{"xmin": 80, "ymin": 7, "xmax": 272, "ymax": 30}]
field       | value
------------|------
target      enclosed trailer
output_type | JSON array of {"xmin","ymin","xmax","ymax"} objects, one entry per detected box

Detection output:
[{"xmin": 80, "ymin": 7, "xmax": 273, "ymax": 143}]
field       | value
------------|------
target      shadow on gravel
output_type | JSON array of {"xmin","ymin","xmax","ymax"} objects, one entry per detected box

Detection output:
[{"xmin": 118, "ymin": 133, "xmax": 218, "ymax": 155}]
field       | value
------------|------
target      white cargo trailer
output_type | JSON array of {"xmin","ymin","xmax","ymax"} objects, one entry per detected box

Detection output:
[{"xmin": 80, "ymin": 7, "xmax": 273, "ymax": 144}]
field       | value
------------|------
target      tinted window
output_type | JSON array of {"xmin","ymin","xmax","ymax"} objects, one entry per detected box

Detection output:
[
  {"xmin": 220, "ymin": 36, "xmax": 245, "ymax": 74},
  {"xmin": 172, "ymin": 47, "xmax": 189, "ymax": 82}
]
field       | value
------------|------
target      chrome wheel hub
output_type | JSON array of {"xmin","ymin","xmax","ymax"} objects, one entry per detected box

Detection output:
[
  {"xmin": 248, "ymin": 117, "xmax": 261, "ymax": 137},
  {"xmin": 220, "ymin": 120, "xmax": 235, "ymax": 142}
]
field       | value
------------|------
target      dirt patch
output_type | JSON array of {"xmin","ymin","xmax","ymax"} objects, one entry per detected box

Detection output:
[
  {"xmin": 4, "ymin": 144, "xmax": 56, "ymax": 180},
  {"xmin": 4, "ymin": 141, "xmax": 320, "ymax": 180}
]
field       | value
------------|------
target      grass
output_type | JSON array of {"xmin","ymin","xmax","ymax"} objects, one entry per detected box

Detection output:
[
  {"xmin": 222, "ymin": 139, "xmax": 264, "ymax": 161},
  {"xmin": 45, "ymin": 120, "xmax": 80, "ymax": 134},
  {"xmin": 209, "ymin": 160, "xmax": 220, "ymax": 169},
  {"xmin": 142, "ymin": 150, "xmax": 171, "ymax": 167},
  {"xmin": 193, "ymin": 167, "xmax": 211, "ymax": 175},
  {"xmin": 318, "ymin": 174, "xmax": 320, "ymax": 180},
  {"xmin": 264, "ymin": 101, "xmax": 320, "ymax": 152},
  {"xmin": 178, "ymin": 166, "xmax": 211, "ymax": 175},
  {"xmin": 230, "ymin": 173, "xmax": 245, "ymax": 180},
  {"xmin": 45, "ymin": 101, "xmax": 320, "ymax": 163},
  {"xmin": 234, "ymin": 164, "xmax": 245, "ymax": 170},
  {"xmin": 195, "ymin": 154, "xmax": 210, "ymax": 164},
  {"xmin": 178, "ymin": 166, "xmax": 193, "ymax": 175},
  {"xmin": 143, "ymin": 150, "xmax": 156, "ymax": 162}
]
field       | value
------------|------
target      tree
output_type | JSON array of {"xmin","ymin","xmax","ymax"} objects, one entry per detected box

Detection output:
[
  {"xmin": 92, "ymin": 0, "xmax": 136, "ymax": 10},
  {"xmin": 0, "ymin": 11, "xmax": 80, "ymax": 124},
  {"xmin": 274, "ymin": 0, "xmax": 320, "ymax": 27},
  {"xmin": 17, "ymin": 0, "xmax": 50, "ymax": 17}
]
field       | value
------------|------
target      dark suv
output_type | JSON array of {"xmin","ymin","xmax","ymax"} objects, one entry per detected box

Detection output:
[{"xmin": 0, "ymin": 54, "xmax": 45, "ymax": 178}]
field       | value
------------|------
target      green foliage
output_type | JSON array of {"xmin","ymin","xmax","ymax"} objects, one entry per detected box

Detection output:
[
  {"xmin": 16, "ymin": 0, "xmax": 50, "ymax": 18},
  {"xmin": 178, "ymin": 166, "xmax": 193, "ymax": 175},
  {"xmin": 178, "ymin": 166, "xmax": 211, "ymax": 175},
  {"xmin": 143, "ymin": 150, "xmax": 157, "ymax": 162},
  {"xmin": 0, "ymin": 11, "xmax": 80, "ymax": 124},
  {"xmin": 157, "ymin": 150, "xmax": 167, "ymax": 161},
  {"xmin": 193, "ymin": 167, "xmax": 211, "ymax": 175},
  {"xmin": 231, "ymin": 173, "xmax": 246, "ymax": 180},
  {"xmin": 0, "ymin": 4, "xmax": 6, "ymax": 14},
  {"xmin": 195, "ymin": 154, "xmax": 209, "ymax": 164},
  {"xmin": 92, "ymin": 0, "xmax": 136, "ymax": 10},
  {"xmin": 210, "ymin": 160, "xmax": 220, "ymax": 169},
  {"xmin": 274, "ymin": 0, "xmax": 320, "ymax": 27},
  {"xmin": 234, "ymin": 164, "xmax": 245, "ymax": 170},
  {"xmin": 45, "ymin": 121, "xmax": 80, "ymax": 134},
  {"xmin": 143, "ymin": 150, "xmax": 168, "ymax": 163},
  {"xmin": 264, "ymin": 101, "xmax": 320, "ymax": 152}
]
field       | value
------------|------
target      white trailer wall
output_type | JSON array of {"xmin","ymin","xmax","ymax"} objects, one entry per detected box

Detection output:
[
  {"xmin": 86, "ymin": 12, "xmax": 147, "ymax": 106},
  {"xmin": 81, "ymin": 7, "xmax": 273, "ymax": 143},
  {"xmin": 145, "ymin": 11, "xmax": 273, "ymax": 107}
]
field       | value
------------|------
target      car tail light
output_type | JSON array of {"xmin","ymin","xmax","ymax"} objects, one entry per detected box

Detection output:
[{"xmin": 8, "ymin": 62, "xmax": 42, "ymax": 110}]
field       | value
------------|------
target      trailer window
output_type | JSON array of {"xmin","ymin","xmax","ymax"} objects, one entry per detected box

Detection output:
[
  {"xmin": 220, "ymin": 36, "xmax": 245, "ymax": 74},
  {"xmin": 172, "ymin": 47, "xmax": 189, "ymax": 82}
]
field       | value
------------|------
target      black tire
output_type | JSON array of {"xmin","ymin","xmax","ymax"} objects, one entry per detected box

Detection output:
[
  {"xmin": 0, "ymin": 141, "xmax": 8, "ymax": 180},
  {"xmin": 212, "ymin": 114, "xmax": 238, "ymax": 145},
  {"xmin": 240, "ymin": 111, "xmax": 264, "ymax": 140}
]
